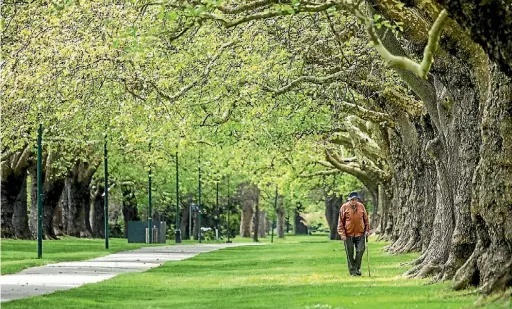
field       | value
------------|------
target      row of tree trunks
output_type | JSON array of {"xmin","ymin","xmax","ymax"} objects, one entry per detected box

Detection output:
[
  {"xmin": 367, "ymin": 0, "xmax": 512, "ymax": 294},
  {"xmin": 1, "ymin": 151, "xmax": 145, "ymax": 241}
]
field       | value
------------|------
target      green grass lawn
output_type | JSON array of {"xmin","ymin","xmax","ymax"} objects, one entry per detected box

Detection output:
[
  {"xmin": 3, "ymin": 235, "xmax": 501, "ymax": 309},
  {"xmin": 1, "ymin": 237, "xmax": 163, "ymax": 275}
]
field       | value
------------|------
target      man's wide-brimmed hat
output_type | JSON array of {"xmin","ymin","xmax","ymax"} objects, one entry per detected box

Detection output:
[{"xmin": 348, "ymin": 191, "xmax": 361, "ymax": 200}]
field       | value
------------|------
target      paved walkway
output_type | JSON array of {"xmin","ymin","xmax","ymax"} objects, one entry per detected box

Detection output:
[{"xmin": 1, "ymin": 243, "xmax": 261, "ymax": 302}]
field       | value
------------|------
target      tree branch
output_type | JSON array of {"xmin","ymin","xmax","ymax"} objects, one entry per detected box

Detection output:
[
  {"xmin": 202, "ymin": 1, "xmax": 339, "ymax": 28},
  {"xmin": 263, "ymin": 70, "xmax": 349, "ymax": 95},
  {"xmin": 152, "ymin": 41, "xmax": 234, "ymax": 103},
  {"xmin": 299, "ymin": 169, "xmax": 341, "ymax": 177},
  {"xmin": 351, "ymin": 6, "xmax": 448, "ymax": 79}
]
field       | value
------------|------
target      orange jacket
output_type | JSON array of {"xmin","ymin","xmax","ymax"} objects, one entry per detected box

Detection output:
[{"xmin": 337, "ymin": 200, "xmax": 370, "ymax": 238}]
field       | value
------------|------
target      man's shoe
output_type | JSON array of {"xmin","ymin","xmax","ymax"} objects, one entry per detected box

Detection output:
[{"xmin": 355, "ymin": 270, "xmax": 362, "ymax": 276}]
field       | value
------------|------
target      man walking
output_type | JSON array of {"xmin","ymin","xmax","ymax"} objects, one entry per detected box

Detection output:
[{"xmin": 338, "ymin": 191, "xmax": 370, "ymax": 276}]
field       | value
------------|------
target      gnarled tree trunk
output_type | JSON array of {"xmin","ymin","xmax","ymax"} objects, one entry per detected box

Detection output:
[
  {"xmin": 1, "ymin": 146, "xmax": 32, "ymax": 239},
  {"xmin": 453, "ymin": 65, "xmax": 512, "ymax": 294},
  {"xmin": 64, "ymin": 159, "xmax": 99, "ymax": 238}
]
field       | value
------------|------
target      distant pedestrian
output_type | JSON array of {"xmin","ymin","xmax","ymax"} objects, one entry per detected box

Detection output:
[{"xmin": 338, "ymin": 191, "xmax": 370, "ymax": 276}]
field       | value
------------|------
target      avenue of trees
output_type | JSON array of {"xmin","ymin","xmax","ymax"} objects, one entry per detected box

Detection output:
[{"xmin": 2, "ymin": 0, "xmax": 511, "ymax": 299}]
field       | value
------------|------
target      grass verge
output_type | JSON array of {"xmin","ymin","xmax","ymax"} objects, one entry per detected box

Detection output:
[
  {"xmin": 3, "ymin": 236, "xmax": 493, "ymax": 309},
  {"xmin": 1, "ymin": 237, "xmax": 163, "ymax": 275}
]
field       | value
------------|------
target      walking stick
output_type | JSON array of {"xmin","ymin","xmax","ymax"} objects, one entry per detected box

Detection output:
[{"xmin": 366, "ymin": 236, "xmax": 371, "ymax": 277}]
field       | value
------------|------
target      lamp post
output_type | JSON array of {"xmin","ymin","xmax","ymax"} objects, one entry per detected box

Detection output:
[
  {"xmin": 226, "ymin": 175, "xmax": 232, "ymax": 243},
  {"xmin": 175, "ymin": 152, "xmax": 181, "ymax": 243},
  {"xmin": 198, "ymin": 150, "xmax": 202, "ymax": 243},
  {"xmin": 148, "ymin": 142, "xmax": 153, "ymax": 244},
  {"xmin": 104, "ymin": 133, "xmax": 109, "ymax": 249},
  {"xmin": 189, "ymin": 203, "xmax": 192, "ymax": 240},
  {"xmin": 216, "ymin": 181, "xmax": 219, "ymax": 240},
  {"xmin": 37, "ymin": 123, "xmax": 43, "ymax": 258}
]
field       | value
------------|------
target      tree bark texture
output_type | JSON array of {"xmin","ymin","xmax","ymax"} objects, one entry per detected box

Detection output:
[
  {"xmin": 237, "ymin": 182, "xmax": 258, "ymax": 238},
  {"xmin": 452, "ymin": 65, "xmax": 512, "ymax": 294},
  {"xmin": 64, "ymin": 159, "xmax": 98, "ymax": 237},
  {"xmin": 258, "ymin": 210, "xmax": 266, "ymax": 238}
]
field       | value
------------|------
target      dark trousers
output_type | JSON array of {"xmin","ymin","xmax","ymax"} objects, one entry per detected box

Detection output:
[{"xmin": 343, "ymin": 236, "xmax": 365, "ymax": 274}]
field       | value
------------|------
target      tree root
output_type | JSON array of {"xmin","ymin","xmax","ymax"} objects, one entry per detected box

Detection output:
[
  {"xmin": 453, "ymin": 250, "xmax": 478, "ymax": 291},
  {"xmin": 412, "ymin": 252, "xmax": 427, "ymax": 266},
  {"xmin": 415, "ymin": 263, "xmax": 442, "ymax": 278}
]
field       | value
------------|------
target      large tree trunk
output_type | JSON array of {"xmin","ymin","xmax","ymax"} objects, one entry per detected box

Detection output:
[
  {"xmin": 121, "ymin": 183, "xmax": 139, "ymax": 238},
  {"xmin": 258, "ymin": 211, "xmax": 266, "ymax": 238},
  {"xmin": 58, "ymin": 181, "xmax": 70, "ymax": 234},
  {"xmin": 1, "ymin": 147, "xmax": 32, "ymax": 239},
  {"xmin": 53, "ymin": 200, "xmax": 64, "ymax": 236},
  {"xmin": 237, "ymin": 182, "xmax": 258, "ymax": 238},
  {"xmin": 376, "ymin": 185, "xmax": 394, "ymax": 241},
  {"xmin": 90, "ymin": 182, "xmax": 104, "ymax": 238},
  {"xmin": 325, "ymin": 192, "xmax": 342, "ymax": 240},
  {"xmin": 28, "ymin": 167, "xmax": 65, "ymax": 240},
  {"xmin": 64, "ymin": 160, "xmax": 98, "ymax": 238},
  {"xmin": 11, "ymin": 174, "xmax": 30, "ymax": 239},
  {"xmin": 276, "ymin": 196, "xmax": 285, "ymax": 238},
  {"xmin": 453, "ymin": 65, "xmax": 512, "ymax": 294}
]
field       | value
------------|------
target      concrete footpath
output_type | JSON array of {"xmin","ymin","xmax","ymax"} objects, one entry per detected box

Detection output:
[{"xmin": 1, "ymin": 243, "xmax": 260, "ymax": 302}]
